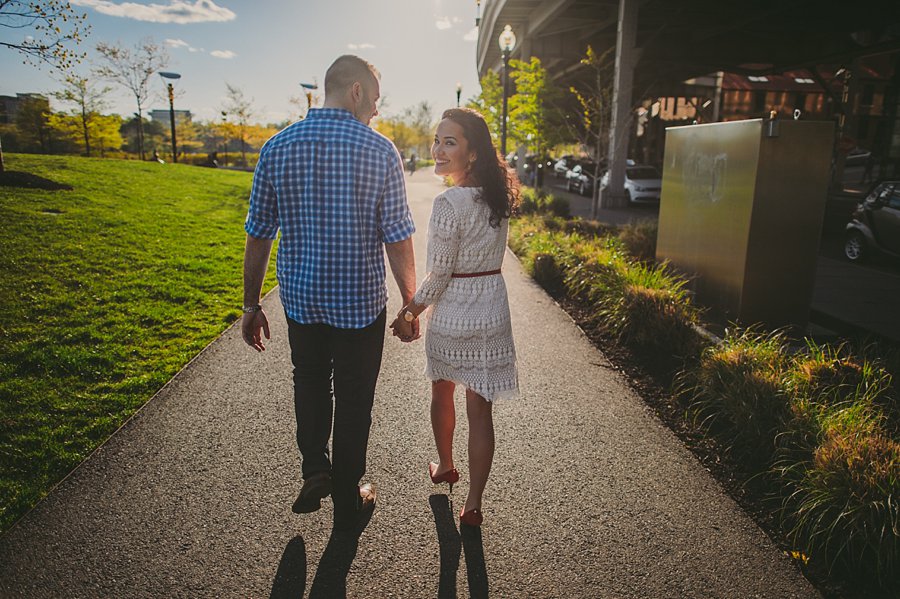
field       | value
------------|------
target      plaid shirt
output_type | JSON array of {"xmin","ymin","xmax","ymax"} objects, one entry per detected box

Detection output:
[{"xmin": 245, "ymin": 108, "xmax": 415, "ymax": 329}]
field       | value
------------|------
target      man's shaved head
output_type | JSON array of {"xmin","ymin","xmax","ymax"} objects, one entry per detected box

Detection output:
[{"xmin": 324, "ymin": 55, "xmax": 380, "ymax": 98}]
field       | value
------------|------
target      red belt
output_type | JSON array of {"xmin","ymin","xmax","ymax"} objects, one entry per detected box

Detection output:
[{"xmin": 451, "ymin": 269, "xmax": 501, "ymax": 278}]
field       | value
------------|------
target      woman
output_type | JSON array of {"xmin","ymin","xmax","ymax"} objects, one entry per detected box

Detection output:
[{"xmin": 391, "ymin": 107, "xmax": 519, "ymax": 527}]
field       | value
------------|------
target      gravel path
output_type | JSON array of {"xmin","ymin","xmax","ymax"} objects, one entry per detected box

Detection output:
[{"xmin": 0, "ymin": 170, "xmax": 820, "ymax": 598}]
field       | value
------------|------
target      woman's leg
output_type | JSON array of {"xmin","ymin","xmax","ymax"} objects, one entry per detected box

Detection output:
[
  {"xmin": 463, "ymin": 389, "xmax": 494, "ymax": 513},
  {"xmin": 431, "ymin": 379, "xmax": 457, "ymax": 475}
]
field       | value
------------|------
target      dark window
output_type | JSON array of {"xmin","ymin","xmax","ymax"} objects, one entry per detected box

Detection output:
[
  {"xmin": 861, "ymin": 84, "xmax": 875, "ymax": 106},
  {"xmin": 858, "ymin": 115, "xmax": 870, "ymax": 139},
  {"xmin": 753, "ymin": 91, "xmax": 767, "ymax": 113}
]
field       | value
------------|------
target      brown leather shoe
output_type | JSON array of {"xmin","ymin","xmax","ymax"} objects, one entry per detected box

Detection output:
[
  {"xmin": 292, "ymin": 471, "xmax": 332, "ymax": 514},
  {"xmin": 333, "ymin": 483, "xmax": 377, "ymax": 532}
]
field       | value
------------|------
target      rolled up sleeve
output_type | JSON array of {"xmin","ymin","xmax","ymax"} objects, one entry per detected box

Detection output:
[
  {"xmin": 378, "ymin": 149, "xmax": 415, "ymax": 243},
  {"xmin": 244, "ymin": 154, "xmax": 280, "ymax": 240}
]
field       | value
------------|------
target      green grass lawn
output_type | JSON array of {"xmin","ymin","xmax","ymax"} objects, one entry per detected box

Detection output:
[{"xmin": 0, "ymin": 154, "xmax": 276, "ymax": 532}]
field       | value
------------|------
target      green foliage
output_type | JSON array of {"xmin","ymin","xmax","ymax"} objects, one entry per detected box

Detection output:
[
  {"xmin": 0, "ymin": 0, "xmax": 90, "ymax": 70},
  {"xmin": 567, "ymin": 45, "xmax": 616, "ymax": 164},
  {"xmin": 682, "ymin": 328, "xmax": 790, "ymax": 466},
  {"xmin": 467, "ymin": 70, "xmax": 504, "ymax": 143},
  {"xmin": 509, "ymin": 215, "xmax": 702, "ymax": 359},
  {"xmin": 517, "ymin": 187, "xmax": 570, "ymax": 218},
  {"xmin": 511, "ymin": 212, "xmax": 900, "ymax": 591},
  {"xmin": 617, "ymin": 220, "xmax": 658, "ymax": 262},
  {"xmin": 508, "ymin": 56, "xmax": 564, "ymax": 156},
  {"xmin": 0, "ymin": 153, "xmax": 276, "ymax": 533}
]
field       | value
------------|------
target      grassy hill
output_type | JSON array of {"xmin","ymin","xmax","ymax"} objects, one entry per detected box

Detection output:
[{"xmin": 0, "ymin": 154, "xmax": 277, "ymax": 532}]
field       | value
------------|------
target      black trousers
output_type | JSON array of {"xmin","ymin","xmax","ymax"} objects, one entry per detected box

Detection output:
[{"xmin": 286, "ymin": 309, "xmax": 386, "ymax": 518}]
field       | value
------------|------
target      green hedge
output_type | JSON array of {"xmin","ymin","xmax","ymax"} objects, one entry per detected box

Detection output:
[{"xmin": 509, "ymin": 210, "xmax": 899, "ymax": 593}]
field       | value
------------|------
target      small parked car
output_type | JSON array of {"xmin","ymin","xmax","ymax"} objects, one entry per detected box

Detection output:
[
  {"xmin": 553, "ymin": 155, "xmax": 575, "ymax": 179},
  {"xmin": 600, "ymin": 165, "xmax": 662, "ymax": 204},
  {"xmin": 565, "ymin": 162, "xmax": 602, "ymax": 196},
  {"xmin": 844, "ymin": 180, "xmax": 900, "ymax": 262}
]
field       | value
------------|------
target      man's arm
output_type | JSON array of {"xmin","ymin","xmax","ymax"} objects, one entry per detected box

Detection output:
[
  {"xmin": 242, "ymin": 234, "xmax": 275, "ymax": 352},
  {"xmin": 384, "ymin": 236, "xmax": 416, "ymax": 304}
]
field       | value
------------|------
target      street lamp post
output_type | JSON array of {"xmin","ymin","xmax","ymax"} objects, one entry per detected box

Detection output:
[
  {"xmin": 159, "ymin": 71, "xmax": 181, "ymax": 163},
  {"xmin": 498, "ymin": 25, "xmax": 516, "ymax": 157},
  {"xmin": 300, "ymin": 82, "xmax": 318, "ymax": 116},
  {"xmin": 220, "ymin": 110, "xmax": 228, "ymax": 167},
  {"xmin": 456, "ymin": 82, "xmax": 462, "ymax": 107}
]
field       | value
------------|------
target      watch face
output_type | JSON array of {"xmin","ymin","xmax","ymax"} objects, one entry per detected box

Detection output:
[{"xmin": 404, "ymin": 311, "xmax": 414, "ymax": 322}]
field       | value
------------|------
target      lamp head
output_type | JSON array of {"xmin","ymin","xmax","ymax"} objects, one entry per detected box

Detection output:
[
  {"xmin": 498, "ymin": 24, "xmax": 516, "ymax": 53},
  {"xmin": 300, "ymin": 82, "xmax": 318, "ymax": 90},
  {"xmin": 159, "ymin": 71, "xmax": 181, "ymax": 80}
]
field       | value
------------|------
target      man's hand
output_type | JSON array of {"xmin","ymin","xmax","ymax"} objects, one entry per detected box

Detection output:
[
  {"xmin": 389, "ymin": 313, "xmax": 420, "ymax": 342},
  {"xmin": 242, "ymin": 309, "xmax": 271, "ymax": 352}
]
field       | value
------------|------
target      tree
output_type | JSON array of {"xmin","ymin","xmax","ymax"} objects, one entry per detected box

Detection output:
[
  {"xmin": 566, "ymin": 45, "xmax": 616, "ymax": 216},
  {"xmin": 508, "ymin": 56, "xmax": 564, "ymax": 158},
  {"xmin": 223, "ymin": 83, "xmax": 254, "ymax": 166},
  {"xmin": 0, "ymin": 0, "xmax": 89, "ymax": 171},
  {"xmin": 373, "ymin": 116, "xmax": 417, "ymax": 156},
  {"xmin": 95, "ymin": 38, "xmax": 169, "ymax": 160},
  {"xmin": 15, "ymin": 95, "xmax": 51, "ymax": 152},
  {"xmin": 51, "ymin": 73, "xmax": 111, "ymax": 157},
  {"xmin": 0, "ymin": 0, "xmax": 88, "ymax": 69},
  {"xmin": 467, "ymin": 70, "xmax": 504, "ymax": 143}
]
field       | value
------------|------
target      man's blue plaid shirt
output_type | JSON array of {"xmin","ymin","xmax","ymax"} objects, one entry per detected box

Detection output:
[{"xmin": 245, "ymin": 108, "xmax": 415, "ymax": 329}]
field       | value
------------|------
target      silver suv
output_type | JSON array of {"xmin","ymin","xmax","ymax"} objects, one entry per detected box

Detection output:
[{"xmin": 844, "ymin": 181, "xmax": 900, "ymax": 262}]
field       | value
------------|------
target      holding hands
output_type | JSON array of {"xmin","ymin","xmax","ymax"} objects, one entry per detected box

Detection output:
[{"xmin": 390, "ymin": 305, "xmax": 421, "ymax": 343}]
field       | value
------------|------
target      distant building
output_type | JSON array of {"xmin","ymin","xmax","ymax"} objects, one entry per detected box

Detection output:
[
  {"xmin": 149, "ymin": 109, "xmax": 192, "ymax": 124},
  {"xmin": 0, "ymin": 93, "xmax": 49, "ymax": 124}
]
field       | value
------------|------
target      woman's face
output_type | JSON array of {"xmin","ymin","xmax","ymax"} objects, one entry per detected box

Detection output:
[{"xmin": 432, "ymin": 118, "xmax": 475, "ymax": 183}]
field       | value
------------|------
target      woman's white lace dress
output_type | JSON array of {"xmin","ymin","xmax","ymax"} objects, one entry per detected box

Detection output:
[{"xmin": 412, "ymin": 186, "xmax": 519, "ymax": 401}]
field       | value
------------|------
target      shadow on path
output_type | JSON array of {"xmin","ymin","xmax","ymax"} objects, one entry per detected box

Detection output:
[
  {"xmin": 0, "ymin": 171, "xmax": 73, "ymax": 191},
  {"xmin": 430, "ymin": 494, "xmax": 489, "ymax": 598},
  {"xmin": 269, "ymin": 535, "xmax": 307, "ymax": 599}
]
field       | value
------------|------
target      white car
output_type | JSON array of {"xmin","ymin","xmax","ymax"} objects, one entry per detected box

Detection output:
[{"xmin": 600, "ymin": 165, "xmax": 662, "ymax": 204}]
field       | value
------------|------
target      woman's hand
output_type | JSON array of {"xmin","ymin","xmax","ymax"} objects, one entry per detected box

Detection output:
[{"xmin": 390, "ymin": 312, "xmax": 420, "ymax": 342}]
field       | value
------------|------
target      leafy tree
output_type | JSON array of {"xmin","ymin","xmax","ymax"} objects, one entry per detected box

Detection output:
[
  {"xmin": 0, "ymin": 0, "xmax": 90, "ymax": 171},
  {"xmin": 467, "ymin": 70, "xmax": 503, "ymax": 143},
  {"xmin": 566, "ymin": 45, "xmax": 616, "ymax": 215},
  {"xmin": 374, "ymin": 116, "xmax": 417, "ymax": 156},
  {"xmin": 51, "ymin": 73, "xmax": 111, "ymax": 157},
  {"xmin": 0, "ymin": 0, "xmax": 88, "ymax": 69},
  {"xmin": 14, "ymin": 95, "xmax": 51, "ymax": 152},
  {"xmin": 508, "ymin": 56, "xmax": 565, "ymax": 157},
  {"xmin": 91, "ymin": 113, "xmax": 123, "ymax": 157},
  {"xmin": 222, "ymin": 83, "xmax": 254, "ymax": 166},
  {"xmin": 95, "ymin": 38, "xmax": 169, "ymax": 160}
]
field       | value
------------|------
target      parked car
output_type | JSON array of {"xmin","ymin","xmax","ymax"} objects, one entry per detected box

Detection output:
[
  {"xmin": 600, "ymin": 165, "xmax": 662, "ymax": 204},
  {"xmin": 565, "ymin": 162, "xmax": 602, "ymax": 196},
  {"xmin": 844, "ymin": 180, "xmax": 900, "ymax": 262},
  {"xmin": 553, "ymin": 155, "xmax": 575, "ymax": 179}
]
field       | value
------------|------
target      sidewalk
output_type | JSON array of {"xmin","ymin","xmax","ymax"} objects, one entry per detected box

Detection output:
[{"xmin": 0, "ymin": 170, "xmax": 819, "ymax": 598}]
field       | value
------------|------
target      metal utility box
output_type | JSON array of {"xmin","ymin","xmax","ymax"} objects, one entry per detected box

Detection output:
[{"xmin": 656, "ymin": 119, "xmax": 833, "ymax": 331}]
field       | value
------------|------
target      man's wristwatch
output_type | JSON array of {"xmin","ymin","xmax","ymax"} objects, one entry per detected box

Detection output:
[
  {"xmin": 242, "ymin": 304, "xmax": 262, "ymax": 314},
  {"xmin": 403, "ymin": 309, "xmax": 415, "ymax": 322}
]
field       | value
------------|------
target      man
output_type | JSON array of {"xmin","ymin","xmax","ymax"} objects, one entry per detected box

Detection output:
[{"xmin": 241, "ymin": 55, "xmax": 418, "ymax": 532}]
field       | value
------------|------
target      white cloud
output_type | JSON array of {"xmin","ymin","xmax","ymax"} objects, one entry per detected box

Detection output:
[
  {"xmin": 210, "ymin": 49, "xmax": 236, "ymax": 59},
  {"xmin": 435, "ymin": 17, "xmax": 452, "ymax": 30},
  {"xmin": 166, "ymin": 37, "xmax": 203, "ymax": 52},
  {"xmin": 463, "ymin": 27, "xmax": 478, "ymax": 42},
  {"xmin": 70, "ymin": 0, "xmax": 235, "ymax": 24},
  {"xmin": 347, "ymin": 43, "xmax": 375, "ymax": 50}
]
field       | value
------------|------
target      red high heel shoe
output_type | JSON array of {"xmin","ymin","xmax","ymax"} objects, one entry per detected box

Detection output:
[
  {"xmin": 428, "ymin": 462, "xmax": 460, "ymax": 492},
  {"xmin": 459, "ymin": 508, "xmax": 483, "ymax": 527}
]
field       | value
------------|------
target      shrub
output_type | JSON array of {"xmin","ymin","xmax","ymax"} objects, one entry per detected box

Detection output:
[
  {"xmin": 786, "ymin": 425, "xmax": 899, "ymax": 589},
  {"xmin": 682, "ymin": 328, "xmax": 790, "ymax": 467},
  {"xmin": 618, "ymin": 219, "xmax": 658, "ymax": 262},
  {"xmin": 517, "ymin": 188, "xmax": 570, "ymax": 218}
]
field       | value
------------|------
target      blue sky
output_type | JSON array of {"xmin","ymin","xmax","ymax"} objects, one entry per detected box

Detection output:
[{"xmin": 1, "ymin": 0, "xmax": 483, "ymax": 124}]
